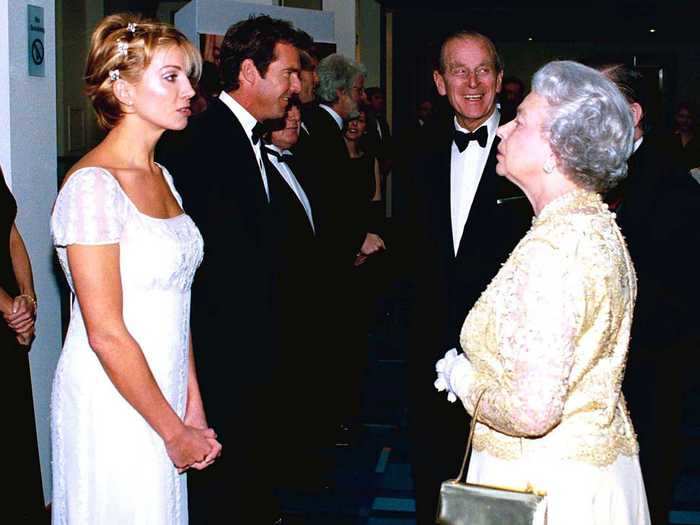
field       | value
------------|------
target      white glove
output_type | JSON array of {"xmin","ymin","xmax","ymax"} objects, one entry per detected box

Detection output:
[{"xmin": 434, "ymin": 348, "xmax": 472, "ymax": 403}]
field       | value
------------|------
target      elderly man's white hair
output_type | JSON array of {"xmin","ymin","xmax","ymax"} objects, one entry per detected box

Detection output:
[{"xmin": 315, "ymin": 53, "xmax": 366, "ymax": 105}]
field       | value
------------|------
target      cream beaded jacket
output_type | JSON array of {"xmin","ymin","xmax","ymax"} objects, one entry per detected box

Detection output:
[{"xmin": 459, "ymin": 189, "xmax": 639, "ymax": 467}]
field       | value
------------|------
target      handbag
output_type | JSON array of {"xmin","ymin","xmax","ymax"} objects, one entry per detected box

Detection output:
[{"xmin": 436, "ymin": 390, "xmax": 547, "ymax": 525}]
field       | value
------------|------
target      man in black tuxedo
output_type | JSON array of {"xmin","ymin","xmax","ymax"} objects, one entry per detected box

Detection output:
[
  {"xmin": 600, "ymin": 64, "xmax": 700, "ymax": 525},
  {"xmin": 401, "ymin": 31, "xmax": 532, "ymax": 524},
  {"xmin": 261, "ymin": 101, "xmax": 329, "ymax": 493},
  {"xmin": 157, "ymin": 15, "xmax": 302, "ymax": 525},
  {"xmin": 295, "ymin": 54, "xmax": 385, "ymax": 441}
]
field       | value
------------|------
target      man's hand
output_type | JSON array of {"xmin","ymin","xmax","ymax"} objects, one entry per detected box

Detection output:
[{"xmin": 359, "ymin": 233, "xmax": 386, "ymax": 257}]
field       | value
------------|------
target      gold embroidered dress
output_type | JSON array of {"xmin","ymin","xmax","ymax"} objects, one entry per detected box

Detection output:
[{"xmin": 455, "ymin": 189, "xmax": 650, "ymax": 524}]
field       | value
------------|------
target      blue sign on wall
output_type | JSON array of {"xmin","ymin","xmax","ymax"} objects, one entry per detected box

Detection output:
[{"xmin": 28, "ymin": 5, "xmax": 45, "ymax": 77}]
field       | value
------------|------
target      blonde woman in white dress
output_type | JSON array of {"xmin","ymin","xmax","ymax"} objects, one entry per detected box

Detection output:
[
  {"xmin": 51, "ymin": 14, "xmax": 221, "ymax": 524},
  {"xmin": 435, "ymin": 61, "xmax": 650, "ymax": 525}
]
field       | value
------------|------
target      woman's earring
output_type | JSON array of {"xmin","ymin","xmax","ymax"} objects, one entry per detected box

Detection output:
[{"xmin": 543, "ymin": 159, "xmax": 555, "ymax": 174}]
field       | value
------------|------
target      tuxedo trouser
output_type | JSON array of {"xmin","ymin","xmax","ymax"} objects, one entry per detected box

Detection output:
[
  {"xmin": 624, "ymin": 350, "xmax": 686, "ymax": 525},
  {"xmin": 407, "ymin": 366, "xmax": 470, "ymax": 525}
]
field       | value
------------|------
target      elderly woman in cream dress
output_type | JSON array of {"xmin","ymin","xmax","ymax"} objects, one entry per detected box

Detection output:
[{"xmin": 435, "ymin": 61, "xmax": 651, "ymax": 525}]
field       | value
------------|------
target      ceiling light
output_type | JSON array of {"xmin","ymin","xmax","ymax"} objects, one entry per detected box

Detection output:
[{"xmin": 649, "ymin": 28, "xmax": 656, "ymax": 33}]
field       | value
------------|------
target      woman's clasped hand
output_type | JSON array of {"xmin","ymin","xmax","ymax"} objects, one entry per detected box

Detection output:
[
  {"xmin": 3, "ymin": 293, "xmax": 37, "ymax": 345},
  {"xmin": 166, "ymin": 424, "xmax": 222, "ymax": 473}
]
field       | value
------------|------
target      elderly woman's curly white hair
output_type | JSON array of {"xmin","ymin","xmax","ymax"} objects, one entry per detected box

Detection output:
[{"xmin": 533, "ymin": 61, "xmax": 635, "ymax": 192}]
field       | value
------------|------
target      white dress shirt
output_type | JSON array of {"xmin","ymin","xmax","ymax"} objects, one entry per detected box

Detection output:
[
  {"xmin": 319, "ymin": 104, "xmax": 344, "ymax": 130},
  {"xmin": 633, "ymin": 136, "xmax": 643, "ymax": 153},
  {"xmin": 265, "ymin": 144, "xmax": 315, "ymax": 233},
  {"xmin": 450, "ymin": 109, "xmax": 500, "ymax": 254},
  {"xmin": 218, "ymin": 90, "xmax": 270, "ymax": 201}
]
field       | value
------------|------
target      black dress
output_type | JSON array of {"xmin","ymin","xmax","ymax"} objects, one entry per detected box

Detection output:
[
  {"xmin": 1, "ymin": 175, "xmax": 46, "ymax": 521},
  {"xmin": 348, "ymin": 153, "xmax": 385, "ymax": 235}
]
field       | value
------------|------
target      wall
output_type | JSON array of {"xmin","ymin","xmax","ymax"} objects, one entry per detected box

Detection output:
[
  {"xmin": 57, "ymin": 0, "xmax": 103, "ymax": 158},
  {"xmin": 176, "ymin": 0, "xmax": 335, "ymax": 49},
  {"xmin": 0, "ymin": 0, "xmax": 63, "ymax": 502},
  {"xmin": 322, "ymin": 0, "xmax": 354, "ymax": 59},
  {"xmin": 357, "ymin": 0, "xmax": 380, "ymax": 87}
]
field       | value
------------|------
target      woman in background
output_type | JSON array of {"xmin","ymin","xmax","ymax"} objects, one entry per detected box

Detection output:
[{"xmin": 1, "ymin": 165, "xmax": 46, "ymax": 522}]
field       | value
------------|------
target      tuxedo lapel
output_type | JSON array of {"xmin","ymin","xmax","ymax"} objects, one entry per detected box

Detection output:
[
  {"xmin": 210, "ymin": 98, "xmax": 269, "ymax": 209},
  {"xmin": 616, "ymin": 141, "xmax": 657, "ymax": 234},
  {"xmin": 431, "ymin": 143, "xmax": 456, "ymax": 263},
  {"xmin": 455, "ymin": 137, "xmax": 503, "ymax": 258}
]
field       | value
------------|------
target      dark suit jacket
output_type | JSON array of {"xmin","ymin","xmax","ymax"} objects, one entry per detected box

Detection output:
[
  {"xmin": 400, "ymin": 116, "xmax": 532, "ymax": 523},
  {"xmin": 613, "ymin": 136, "xmax": 700, "ymax": 351},
  {"xmin": 613, "ymin": 134, "xmax": 700, "ymax": 525},
  {"xmin": 363, "ymin": 111, "xmax": 393, "ymax": 164},
  {"xmin": 157, "ymin": 98, "xmax": 277, "ymax": 429},
  {"xmin": 295, "ymin": 104, "xmax": 368, "ymax": 270},
  {"xmin": 264, "ymin": 152, "xmax": 318, "ymax": 334},
  {"xmin": 403, "ymin": 118, "xmax": 533, "ymax": 379}
]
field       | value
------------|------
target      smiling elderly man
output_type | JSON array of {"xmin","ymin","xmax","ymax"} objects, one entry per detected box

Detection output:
[{"xmin": 401, "ymin": 30, "xmax": 532, "ymax": 524}]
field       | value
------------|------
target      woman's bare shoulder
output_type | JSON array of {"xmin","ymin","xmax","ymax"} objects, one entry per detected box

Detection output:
[{"xmin": 61, "ymin": 148, "xmax": 121, "ymax": 189}]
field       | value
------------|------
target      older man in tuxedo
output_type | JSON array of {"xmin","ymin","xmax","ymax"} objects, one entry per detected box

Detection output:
[
  {"xmin": 295, "ymin": 54, "xmax": 385, "ymax": 442},
  {"xmin": 157, "ymin": 15, "xmax": 303, "ymax": 525},
  {"xmin": 259, "ymin": 101, "xmax": 332, "ymax": 494},
  {"xmin": 401, "ymin": 30, "xmax": 532, "ymax": 523}
]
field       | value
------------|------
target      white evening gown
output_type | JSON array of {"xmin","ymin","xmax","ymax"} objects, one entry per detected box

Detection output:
[{"xmin": 50, "ymin": 166, "xmax": 203, "ymax": 524}]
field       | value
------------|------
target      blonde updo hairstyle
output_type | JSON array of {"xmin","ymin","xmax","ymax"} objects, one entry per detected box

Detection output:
[{"xmin": 85, "ymin": 13, "xmax": 202, "ymax": 130}]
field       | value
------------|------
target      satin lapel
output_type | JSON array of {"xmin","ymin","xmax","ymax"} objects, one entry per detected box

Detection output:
[
  {"xmin": 211, "ymin": 98, "xmax": 269, "ymax": 208},
  {"xmin": 616, "ymin": 141, "xmax": 655, "ymax": 233},
  {"xmin": 432, "ymin": 142, "xmax": 455, "ymax": 263},
  {"xmin": 455, "ymin": 137, "xmax": 500, "ymax": 258}
]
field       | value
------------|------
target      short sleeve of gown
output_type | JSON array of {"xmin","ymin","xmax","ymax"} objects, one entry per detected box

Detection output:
[{"xmin": 51, "ymin": 168, "xmax": 128, "ymax": 246}]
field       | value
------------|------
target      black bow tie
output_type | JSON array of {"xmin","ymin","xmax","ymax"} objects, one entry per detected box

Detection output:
[
  {"xmin": 251, "ymin": 122, "xmax": 267, "ymax": 145},
  {"xmin": 454, "ymin": 126, "xmax": 488, "ymax": 152},
  {"xmin": 264, "ymin": 147, "xmax": 293, "ymax": 164}
]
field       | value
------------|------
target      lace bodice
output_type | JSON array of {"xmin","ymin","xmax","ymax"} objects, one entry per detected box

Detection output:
[{"xmin": 459, "ymin": 189, "xmax": 638, "ymax": 466}]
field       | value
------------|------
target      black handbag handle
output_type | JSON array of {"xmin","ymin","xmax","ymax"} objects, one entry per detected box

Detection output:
[{"xmin": 453, "ymin": 388, "xmax": 488, "ymax": 484}]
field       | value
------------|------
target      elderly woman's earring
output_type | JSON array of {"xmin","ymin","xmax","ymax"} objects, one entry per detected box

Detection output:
[{"xmin": 543, "ymin": 159, "xmax": 555, "ymax": 174}]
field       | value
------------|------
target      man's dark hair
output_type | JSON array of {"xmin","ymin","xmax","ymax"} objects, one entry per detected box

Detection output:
[
  {"xmin": 199, "ymin": 61, "xmax": 221, "ymax": 98},
  {"xmin": 437, "ymin": 30, "xmax": 503, "ymax": 74},
  {"xmin": 597, "ymin": 63, "xmax": 644, "ymax": 106},
  {"xmin": 296, "ymin": 29, "xmax": 313, "ymax": 52},
  {"xmin": 219, "ymin": 15, "xmax": 302, "ymax": 92},
  {"xmin": 296, "ymin": 29, "xmax": 319, "ymax": 72}
]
